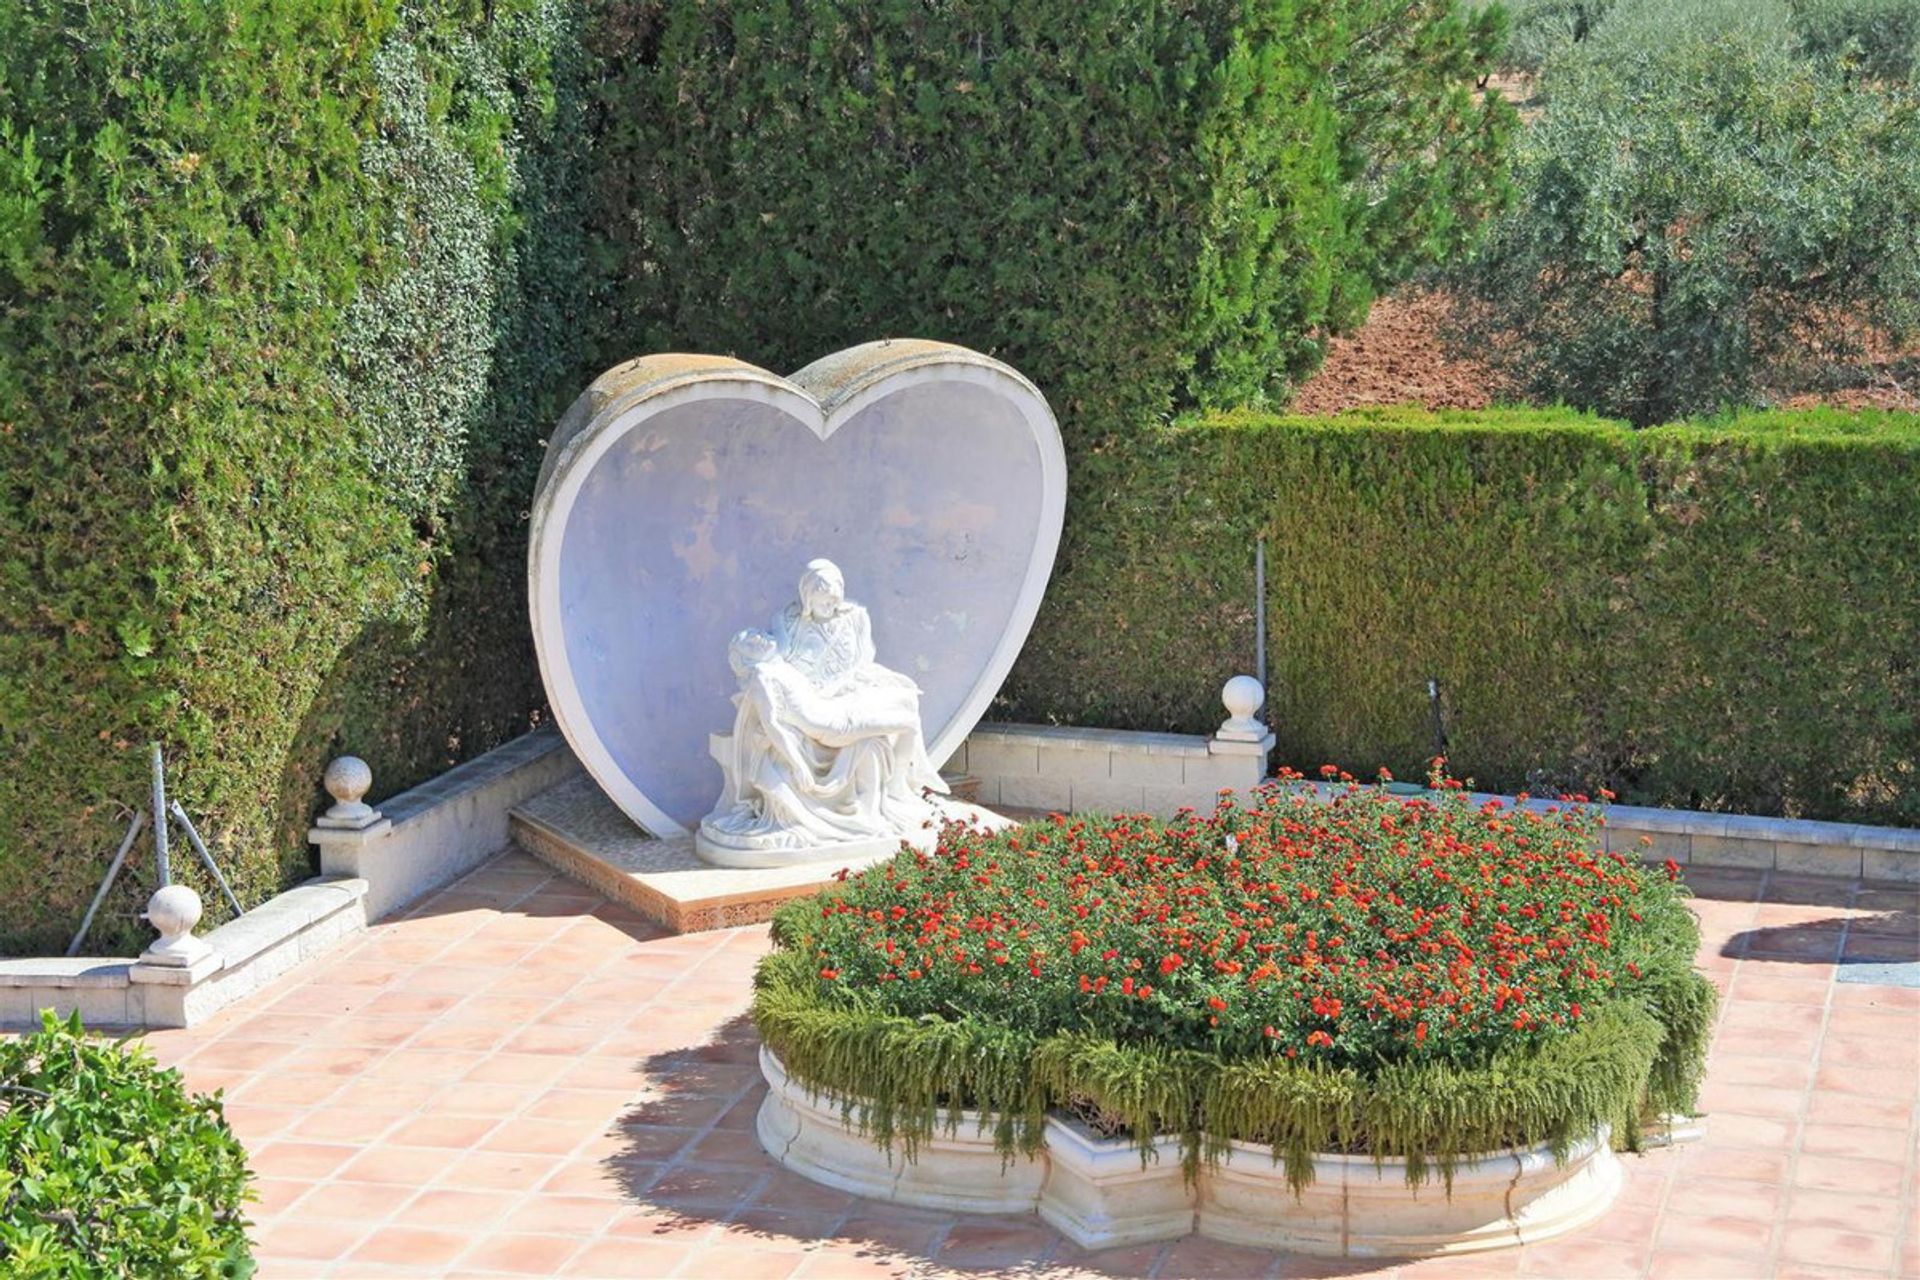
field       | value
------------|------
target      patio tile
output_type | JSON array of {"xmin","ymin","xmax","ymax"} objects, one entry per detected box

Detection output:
[
  {"xmin": 1790, "ymin": 1154, "xmax": 1906, "ymax": 1197},
  {"xmin": 251, "ymin": 1140, "xmax": 358, "ymax": 1180},
  {"xmin": 142, "ymin": 851, "xmax": 1917, "ymax": 1278},
  {"xmin": 454, "ymin": 1231, "xmax": 584, "ymax": 1274},
  {"xmin": 349, "ymin": 1226, "xmax": 472, "ymax": 1268},
  {"xmin": 681, "ymin": 1242, "xmax": 811, "ymax": 1279},
  {"xmin": 1784, "ymin": 1188, "xmax": 1907, "ymax": 1237},
  {"xmin": 560, "ymin": 1238, "xmax": 694, "ymax": 1276},
  {"xmin": 1776, "ymin": 1223, "xmax": 1898, "ymax": 1272},
  {"xmin": 1652, "ymin": 1212, "xmax": 1775, "ymax": 1259},
  {"xmin": 393, "ymin": 1188, "xmax": 521, "ymax": 1228}
]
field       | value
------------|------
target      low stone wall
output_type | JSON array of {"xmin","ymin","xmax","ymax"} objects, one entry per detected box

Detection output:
[
  {"xmin": 313, "ymin": 727, "xmax": 580, "ymax": 920},
  {"xmin": 0, "ymin": 878, "xmax": 368, "ymax": 1030},
  {"xmin": 1, "ymin": 727, "xmax": 581, "ymax": 1030},
  {"xmin": 951, "ymin": 722, "xmax": 1272, "ymax": 817},
  {"xmin": 954, "ymin": 721, "xmax": 1918, "ymax": 883},
  {"xmin": 756, "ymin": 1046, "xmax": 1623, "ymax": 1257}
]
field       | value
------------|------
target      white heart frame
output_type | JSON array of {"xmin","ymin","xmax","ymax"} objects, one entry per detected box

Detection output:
[{"xmin": 528, "ymin": 339, "xmax": 1067, "ymax": 837}]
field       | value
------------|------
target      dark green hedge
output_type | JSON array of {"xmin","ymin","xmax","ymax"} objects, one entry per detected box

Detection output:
[
  {"xmin": 593, "ymin": 0, "xmax": 1342, "ymax": 446},
  {"xmin": 1003, "ymin": 406, "xmax": 1920, "ymax": 826},
  {"xmin": 0, "ymin": 0, "xmax": 601, "ymax": 956}
]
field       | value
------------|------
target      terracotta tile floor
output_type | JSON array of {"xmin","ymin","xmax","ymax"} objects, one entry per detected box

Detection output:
[{"xmin": 141, "ymin": 853, "xmax": 1919, "ymax": 1279}]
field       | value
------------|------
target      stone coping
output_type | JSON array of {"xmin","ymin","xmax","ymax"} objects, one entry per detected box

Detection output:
[
  {"xmin": 967, "ymin": 721, "xmax": 1214, "ymax": 758},
  {"xmin": 380, "ymin": 726, "xmax": 571, "ymax": 827},
  {"xmin": 1297, "ymin": 778, "xmax": 1920, "ymax": 852},
  {"xmin": 0, "ymin": 877, "xmax": 367, "ymax": 1030}
]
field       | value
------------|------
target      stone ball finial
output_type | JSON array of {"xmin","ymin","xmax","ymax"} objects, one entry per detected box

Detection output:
[
  {"xmin": 1216, "ymin": 675, "xmax": 1269, "ymax": 743},
  {"xmin": 1222, "ymin": 675, "xmax": 1263, "ymax": 721},
  {"xmin": 144, "ymin": 883, "xmax": 202, "ymax": 940},
  {"xmin": 317, "ymin": 755, "xmax": 380, "ymax": 829},
  {"xmin": 324, "ymin": 755, "xmax": 372, "ymax": 806}
]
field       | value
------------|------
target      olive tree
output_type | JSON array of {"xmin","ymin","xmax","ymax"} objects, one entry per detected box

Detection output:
[{"xmin": 1454, "ymin": 0, "xmax": 1920, "ymax": 423}]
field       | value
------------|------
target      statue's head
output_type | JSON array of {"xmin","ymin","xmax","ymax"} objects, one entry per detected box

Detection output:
[
  {"xmin": 797, "ymin": 558, "xmax": 847, "ymax": 619},
  {"xmin": 727, "ymin": 628, "xmax": 779, "ymax": 679}
]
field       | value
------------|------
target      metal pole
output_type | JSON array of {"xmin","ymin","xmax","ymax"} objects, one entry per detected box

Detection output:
[
  {"xmin": 1255, "ymin": 536, "xmax": 1267, "ymax": 703},
  {"xmin": 170, "ymin": 800, "xmax": 242, "ymax": 919},
  {"xmin": 66, "ymin": 810, "xmax": 148, "ymax": 957},
  {"xmin": 150, "ymin": 742, "xmax": 171, "ymax": 887}
]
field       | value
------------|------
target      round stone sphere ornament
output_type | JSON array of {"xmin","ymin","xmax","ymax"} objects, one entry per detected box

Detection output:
[
  {"xmin": 142, "ymin": 883, "xmax": 210, "ymax": 966},
  {"xmin": 528, "ymin": 340, "xmax": 1067, "ymax": 838}
]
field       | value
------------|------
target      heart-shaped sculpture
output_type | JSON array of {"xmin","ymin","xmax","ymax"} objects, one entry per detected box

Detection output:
[{"xmin": 528, "ymin": 340, "xmax": 1066, "ymax": 837}]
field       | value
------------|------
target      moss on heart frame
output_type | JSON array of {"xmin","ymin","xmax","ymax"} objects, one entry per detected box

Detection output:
[{"xmin": 752, "ymin": 772, "xmax": 1716, "ymax": 1191}]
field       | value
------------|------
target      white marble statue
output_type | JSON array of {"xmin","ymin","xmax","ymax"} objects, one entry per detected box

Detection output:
[{"xmin": 695, "ymin": 559, "xmax": 1007, "ymax": 867}]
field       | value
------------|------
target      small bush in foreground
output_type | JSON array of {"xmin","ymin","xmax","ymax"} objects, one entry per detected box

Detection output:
[
  {"xmin": 0, "ymin": 1012, "xmax": 254, "ymax": 1278},
  {"xmin": 755, "ymin": 777, "xmax": 1715, "ymax": 1187}
]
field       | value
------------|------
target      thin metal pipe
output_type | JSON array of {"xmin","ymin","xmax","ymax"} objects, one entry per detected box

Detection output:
[
  {"xmin": 170, "ymin": 800, "xmax": 242, "ymax": 919},
  {"xmin": 1255, "ymin": 536, "xmax": 1267, "ymax": 705},
  {"xmin": 66, "ymin": 810, "xmax": 148, "ymax": 957},
  {"xmin": 150, "ymin": 742, "xmax": 171, "ymax": 887}
]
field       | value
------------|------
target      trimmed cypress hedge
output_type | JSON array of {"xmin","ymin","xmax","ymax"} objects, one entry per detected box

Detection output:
[
  {"xmin": 1004, "ymin": 406, "xmax": 1920, "ymax": 826},
  {"xmin": 0, "ymin": 0, "xmax": 601, "ymax": 956}
]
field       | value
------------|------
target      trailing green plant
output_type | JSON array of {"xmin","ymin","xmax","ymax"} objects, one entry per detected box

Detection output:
[
  {"xmin": 0, "ymin": 1011, "xmax": 254, "ymax": 1277},
  {"xmin": 755, "ymin": 780, "xmax": 1715, "ymax": 1188},
  {"xmin": 1450, "ymin": 0, "xmax": 1920, "ymax": 422},
  {"xmin": 1002, "ymin": 406, "xmax": 1920, "ymax": 827}
]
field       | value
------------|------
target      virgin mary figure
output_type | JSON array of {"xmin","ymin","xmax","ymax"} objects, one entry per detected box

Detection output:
[{"xmin": 695, "ymin": 559, "xmax": 1004, "ymax": 867}]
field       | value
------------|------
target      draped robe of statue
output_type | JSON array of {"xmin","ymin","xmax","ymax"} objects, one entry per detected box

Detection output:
[{"xmin": 695, "ymin": 562, "xmax": 1004, "ymax": 867}]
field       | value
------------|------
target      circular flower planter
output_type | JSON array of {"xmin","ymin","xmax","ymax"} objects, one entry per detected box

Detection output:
[{"xmin": 756, "ymin": 1048, "xmax": 1623, "ymax": 1256}]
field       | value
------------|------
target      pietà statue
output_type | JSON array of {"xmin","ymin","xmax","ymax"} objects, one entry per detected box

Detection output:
[{"xmin": 695, "ymin": 559, "xmax": 1008, "ymax": 868}]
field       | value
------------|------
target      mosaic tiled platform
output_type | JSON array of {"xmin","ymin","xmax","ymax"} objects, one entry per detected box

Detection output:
[{"xmin": 509, "ymin": 775, "xmax": 899, "ymax": 933}]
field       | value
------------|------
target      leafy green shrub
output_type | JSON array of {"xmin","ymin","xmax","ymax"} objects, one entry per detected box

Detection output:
[
  {"xmin": 1451, "ymin": 0, "xmax": 1920, "ymax": 422},
  {"xmin": 1, "ymin": 1012, "xmax": 254, "ymax": 1277},
  {"xmin": 1002, "ymin": 407, "xmax": 1920, "ymax": 826},
  {"xmin": 592, "ymin": 0, "xmax": 1511, "ymax": 446},
  {"xmin": 1789, "ymin": 0, "xmax": 1920, "ymax": 81},
  {"xmin": 1494, "ymin": 0, "xmax": 1620, "ymax": 72},
  {"xmin": 755, "ymin": 782, "xmax": 1714, "ymax": 1185}
]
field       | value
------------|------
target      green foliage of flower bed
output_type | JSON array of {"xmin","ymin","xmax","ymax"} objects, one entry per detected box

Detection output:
[
  {"xmin": 1, "ymin": 1012, "xmax": 254, "ymax": 1277},
  {"xmin": 1003, "ymin": 406, "xmax": 1920, "ymax": 826},
  {"xmin": 754, "ymin": 781, "xmax": 1715, "ymax": 1186}
]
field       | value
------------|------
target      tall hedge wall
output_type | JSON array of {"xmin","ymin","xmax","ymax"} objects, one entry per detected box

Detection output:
[
  {"xmin": 592, "ymin": 0, "xmax": 1350, "ymax": 445},
  {"xmin": 0, "ymin": 0, "xmax": 601, "ymax": 957},
  {"xmin": 1004, "ymin": 407, "xmax": 1920, "ymax": 826}
]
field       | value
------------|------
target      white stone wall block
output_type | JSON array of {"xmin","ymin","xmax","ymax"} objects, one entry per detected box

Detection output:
[
  {"xmin": 1863, "ymin": 849, "xmax": 1920, "ymax": 884},
  {"xmin": 1610, "ymin": 826, "xmax": 1692, "ymax": 864},
  {"xmin": 1069, "ymin": 781, "xmax": 1148, "ymax": 815},
  {"xmin": 1688, "ymin": 834, "xmax": 1775, "ymax": 870},
  {"xmin": 966, "ymin": 739, "xmax": 1042, "ymax": 780},
  {"xmin": 1774, "ymin": 843, "xmax": 1863, "ymax": 879},
  {"xmin": 1039, "ymin": 1118, "xmax": 1193, "ymax": 1249},
  {"xmin": 757, "ymin": 1047, "xmax": 1044, "ymax": 1214},
  {"xmin": 1183, "ymin": 753, "xmax": 1266, "ymax": 793},
  {"xmin": 1139, "ymin": 784, "xmax": 1214, "ymax": 820},
  {"xmin": 1036, "ymin": 743, "xmax": 1113, "ymax": 785},
  {"xmin": 999, "ymin": 776, "xmax": 1072, "ymax": 813},
  {"xmin": 1110, "ymin": 751, "xmax": 1186, "ymax": 787}
]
